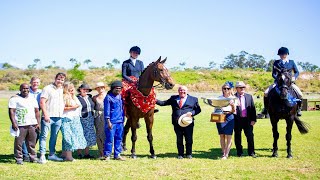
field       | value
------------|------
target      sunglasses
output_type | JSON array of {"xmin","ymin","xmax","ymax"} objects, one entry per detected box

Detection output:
[{"xmin": 223, "ymin": 88, "xmax": 231, "ymax": 90}]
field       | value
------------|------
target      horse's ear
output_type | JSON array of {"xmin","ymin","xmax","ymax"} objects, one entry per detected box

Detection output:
[
  {"xmin": 156, "ymin": 56, "xmax": 161, "ymax": 63},
  {"xmin": 160, "ymin": 57, "xmax": 167, "ymax": 64}
]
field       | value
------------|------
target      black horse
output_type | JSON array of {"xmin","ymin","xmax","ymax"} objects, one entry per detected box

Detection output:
[{"xmin": 266, "ymin": 67, "xmax": 309, "ymax": 158}]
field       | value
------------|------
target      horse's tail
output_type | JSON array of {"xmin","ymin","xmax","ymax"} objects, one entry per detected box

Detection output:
[{"xmin": 294, "ymin": 116, "xmax": 310, "ymax": 134}]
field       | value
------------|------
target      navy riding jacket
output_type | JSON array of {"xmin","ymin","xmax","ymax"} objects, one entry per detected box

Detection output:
[{"xmin": 122, "ymin": 59, "xmax": 144, "ymax": 82}]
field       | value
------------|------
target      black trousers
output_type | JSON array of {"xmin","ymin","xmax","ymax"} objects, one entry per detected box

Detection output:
[
  {"xmin": 234, "ymin": 117, "xmax": 255, "ymax": 156},
  {"xmin": 173, "ymin": 124, "xmax": 194, "ymax": 156}
]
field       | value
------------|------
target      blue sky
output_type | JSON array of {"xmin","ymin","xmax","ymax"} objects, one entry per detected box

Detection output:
[{"xmin": 1, "ymin": 0, "xmax": 320, "ymax": 69}]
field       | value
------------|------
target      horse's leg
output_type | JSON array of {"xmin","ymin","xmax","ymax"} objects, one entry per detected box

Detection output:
[
  {"xmin": 130, "ymin": 119, "xmax": 138, "ymax": 159},
  {"xmin": 145, "ymin": 114, "xmax": 156, "ymax": 159},
  {"xmin": 122, "ymin": 119, "xmax": 131, "ymax": 151},
  {"xmin": 271, "ymin": 117, "xmax": 280, "ymax": 157},
  {"xmin": 285, "ymin": 117, "xmax": 294, "ymax": 158}
]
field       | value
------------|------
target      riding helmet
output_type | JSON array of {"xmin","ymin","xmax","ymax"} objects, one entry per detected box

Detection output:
[
  {"xmin": 277, "ymin": 47, "xmax": 289, "ymax": 55},
  {"xmin": 129, "ymin": 46, "xmax": 141, "ymax": 55}
]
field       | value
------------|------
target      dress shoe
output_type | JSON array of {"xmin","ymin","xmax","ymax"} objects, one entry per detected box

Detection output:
[
  {"xmin": 250, "ymin": 153, "xmax": 257, "ymax": 158},
  {"xmin": 83, "ymin": 154, "xmax": 95, "ymax": 159},
  {"xmin": 237, "ymin": 154, "xmax": 243, "ymax": 157},
  {"xmin": 177, "ymin": 156, "xmax": 183, "ymax": 159}
]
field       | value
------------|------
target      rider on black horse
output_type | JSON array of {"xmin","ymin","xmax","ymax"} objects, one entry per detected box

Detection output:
[{"xmin": 262, "ymin": 47, "xmax": 303, "ymax": 116}]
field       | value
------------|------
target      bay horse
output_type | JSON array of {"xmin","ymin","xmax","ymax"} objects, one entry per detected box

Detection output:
[
  {"xmin": 122, "ymin": 56, "xmax": 174, "ymax": 159},
  {"xmin": 266, "ymin": 67, "xmax": 309, "ymax": 158}
]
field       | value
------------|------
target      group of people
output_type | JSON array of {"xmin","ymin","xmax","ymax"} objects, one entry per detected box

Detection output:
[{"xmin": 8, "ymin": 46, "xmax": 303, "ymax": 164}]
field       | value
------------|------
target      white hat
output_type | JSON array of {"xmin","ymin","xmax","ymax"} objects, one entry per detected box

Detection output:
[
  {"xmin": 10, "ymin": 126, "xmax": 20, "ymax": 137},
  {"xmin": 94, "ymin": 82, "xmax": 106, "ymax": 89},
  {"xmin": 178, "ymin": 113, "xmax": 193, "ymax": 127},
  {"xmin": 235, "ymin": 81, "xmax": 246, "ymax": 88}
]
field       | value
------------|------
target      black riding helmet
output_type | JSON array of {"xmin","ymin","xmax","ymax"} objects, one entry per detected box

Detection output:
[
  {"xmin": 277, "ymin": 47, "xmax": 289, "ymax": 55},
  {"xmin": 129, "ymin": 46, "xmax": 141, "ymax": 55}
]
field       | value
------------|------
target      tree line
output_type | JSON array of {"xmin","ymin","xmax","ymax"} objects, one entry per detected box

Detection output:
[{"xmin": 1, "ymin": 51, "xmax": 319, "ymax": 72}]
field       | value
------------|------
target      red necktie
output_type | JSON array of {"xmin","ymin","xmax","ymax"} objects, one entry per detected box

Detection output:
[{"xmin": 179, "ymin": 99, "xmax": 183, "ymax": 108}]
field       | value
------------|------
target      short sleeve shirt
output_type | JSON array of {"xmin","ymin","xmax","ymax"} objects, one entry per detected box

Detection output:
[
  {"xmin": 41, "ymin": 83, "xmax": 64, "ymax": 117},
  {"xmin": 8, "ymin": 95, "xmax": 38, "ymax": 126}
]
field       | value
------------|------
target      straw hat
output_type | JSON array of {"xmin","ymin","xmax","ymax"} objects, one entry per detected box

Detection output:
[
  {"xmin": 178, "ymin": 113, "xmax": 193, "ymax": 127},
  {"xmin": 235, "ymin": 81, "xmax": 246, "ymax": 88},
  {"xmin": 94, "ymin": 82, "xmax": 106, "ymax": 89}
]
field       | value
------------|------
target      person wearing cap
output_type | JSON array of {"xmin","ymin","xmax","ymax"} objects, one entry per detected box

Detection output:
[
  {"xmin": 77, "ymin": 83, "xmax": 96, "ymax": 159},
  {"xmin": 262, "ymin": 47, "xmax": 303, "ymax": 116},
  {"xmin": 9, "ymin": 83, "xmax": 40, "ymax": 164},
  {"xmin": 156, "ymin": 85, "xmax": 201, "ymax": 159},
  {"xmin": 38, "ymin": 72, "xmax": 66, "ymax": 164},
  {"xmin": 234, "ymin": 81, "xmax": 257, "ymax": 158},
  {"xmin": 122, "ymin": 46, "xmax": 144, "ymax": 83},
  {"xmin": 92, "ymin": 82, "xmax": 107, "ymax": 159},
  {"xmin": 103, "ymin": 80, "xmax": 125, "ymax": 161},
  {"xmin": 60, "ymin": 82, "xmax": 87, "ymax": 161},
  {"xmin": 216, "ymin": 81, "xmax": 237, "ymax": 160}
]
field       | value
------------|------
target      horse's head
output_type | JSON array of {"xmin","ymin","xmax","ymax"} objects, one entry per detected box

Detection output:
[
  {"xmin": 152, "ymin": 56, "xmax": 175, "ymax": 90},
  {"xmin": 275, "ymin": 67, "xmax": 292, "ymax": 99}
]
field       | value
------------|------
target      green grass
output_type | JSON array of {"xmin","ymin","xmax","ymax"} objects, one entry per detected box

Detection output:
[{"xmin": 0, "ymin": 97, "xmax": 320, "ymax": 179}]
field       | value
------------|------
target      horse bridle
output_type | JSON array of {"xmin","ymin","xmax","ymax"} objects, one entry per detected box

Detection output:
[{"xmin": 153, "ymin": 63, "xmax": 170, "ymax": 89}]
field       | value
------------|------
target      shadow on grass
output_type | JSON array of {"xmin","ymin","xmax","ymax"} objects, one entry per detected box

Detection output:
[{"xmin": 0, "ymin": 154, "xmax": 14, "ymax": 163}]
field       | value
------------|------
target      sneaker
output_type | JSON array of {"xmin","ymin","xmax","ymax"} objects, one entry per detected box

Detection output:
[
  {"xmin": 221, "ymin": 156, "xmax": 227, "ymax": 160},
  {"xmin": 38, "ymin": 154, "xmax": 47, "ymax": 164},
  {"xmin": 16, "ymin": 159, "xmax": 24, "ymax": 165},
  {"xmin": 186, "ymin": 155, "xmax": 192, "ymax": 159},
  {"xmin": 114, "ymin": 156, "xmax": 125, "ymax": 161},
  {"xmin": 48, "ymin": 154, "xmax": 64, "ymax": 161},
  {"xmin": 100, "ymin": 156, "xmax": 110, "ymax": 160},
  {"xmin": 30, "ymin": 157, "xmax": 39, "ymax": 163},
  {"xmin": 23, "ymin": 156, "xmax": 30, "ymax": 162},
  {"xmin": 83, "ymin": 154, "xmax": 95, "ymax": 159}
]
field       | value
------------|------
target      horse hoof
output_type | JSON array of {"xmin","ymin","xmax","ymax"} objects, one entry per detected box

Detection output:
[
  {"xmin": 131, "ymin": 155, "xmax": 137, "ymax": 159},
  {"xmin": 287, "ymin": 155, "xmax": 293, "ymax": 159},
  {"xmin": 150, "ymin": 155, "xmax": 157, "ymax": 159}
]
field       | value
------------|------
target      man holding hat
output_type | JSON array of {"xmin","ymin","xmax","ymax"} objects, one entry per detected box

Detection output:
[
  {"xmin": 156, "ymin": 85, "xmax": 201, "ymax": 159},
  {"xmin": 103, "ymin": 80, "xmax": 125, "ymax": 160},
  {"xmin": 234, "ymin": 81, "xmax": 257, "ymax": 158}
]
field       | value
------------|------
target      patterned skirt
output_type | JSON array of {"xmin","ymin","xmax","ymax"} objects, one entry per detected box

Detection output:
[
  {"xmin": 80, "ymin": 114, "xmax": 97, "ymax": 147},
  {"xmin": 61, "ymin": 116, "xmax": 87, "ymax": 151}
]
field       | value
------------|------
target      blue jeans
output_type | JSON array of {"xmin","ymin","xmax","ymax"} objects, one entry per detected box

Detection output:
[
  {"xmin": 104, "ymin": 123, "xmax": 123, "ymax": 158},
  {"xmin": 39, "ymin": 117, "xmax": 62, "ymax": 154}
]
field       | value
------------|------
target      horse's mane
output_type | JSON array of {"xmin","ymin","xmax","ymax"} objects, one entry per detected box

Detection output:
[{"xmin": 140, "ymin": 61, "xmax": 156, "ymax": 75}]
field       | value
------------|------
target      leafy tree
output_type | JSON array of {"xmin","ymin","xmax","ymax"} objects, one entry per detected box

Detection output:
[
  {"xmin": 246, "ymin": 54, "xmax": 266, "ymax": 70},
  {"xmin": 179, "ymin": 62, "xmax": 186, "ymax": 70},
  {"xmin": 83, "ymin": 59, "xmax": 92, "ymax": 68},
  {"xmin": 70, "ymin": 58, "xmax": 77, "ymax": 64},
  {"xmin": 266, "ymin": 59, "xmax": 276, "ymax": 72},
  {"xmin": 33, "ymin": 58, "xmax": 41, "ymax": 69},
  {"xmin": 112, "ymin": 58, "xmax": 120, "ymax": 65},
  {"xmin": 220, "ymin": 54, "xmax": 238, "ymax": 69},
  {"xmin": 2, "ymin": 62, "xmax": 14, "ymax": 69},
  {"xmin": 27, "ymin": 64, "xmax": 36, "ymax": 70},
  {"xmin": 106, "ymin": 62, "xmax": 114, "ymax": 69},
  {"xmin": 68, "ymin": 58, "xmax": 85, "ymax": 83},
  {"xmin": 297, "ymin": 61, "xmax": 319, "ymax": 72},
  {"xmin": 209, "ymin": 61, "xmax": 217, "ymax": 69}
]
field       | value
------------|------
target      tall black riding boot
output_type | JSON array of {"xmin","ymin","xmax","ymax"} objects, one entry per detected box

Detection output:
[
  {"xmin": 297, "ymin": 101, "xmax": 302, "ymax": 116},
  {"xmin": 261, "ymin": 96, "xmax": 268, "ymax": 115}
]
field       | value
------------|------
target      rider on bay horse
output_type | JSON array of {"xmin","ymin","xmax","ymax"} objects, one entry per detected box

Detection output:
[{"xmin": 262, "ymin": 47, "xmax": 303, "ymax": 116}]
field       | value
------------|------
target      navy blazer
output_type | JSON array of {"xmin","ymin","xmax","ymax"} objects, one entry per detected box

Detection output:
[
  {"xmin": 122, "ymin": 59, "xmax": 144, "ymax": 82},
  {"xmin": 156, "ymin": 95, "xmax": 201, "ymax": 126},
  {"xmin": 234, "ymin": 93, "xmax": 257, "ymax": 122},
  {"xmin": 272, "ymin": 59, "xmax": 299, "ymax": 80}
]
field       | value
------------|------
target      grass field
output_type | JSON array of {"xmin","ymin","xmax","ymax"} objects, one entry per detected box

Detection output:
[{"xmin": 0, "ymin": 97, "xmax": 320, "ymax": 179}]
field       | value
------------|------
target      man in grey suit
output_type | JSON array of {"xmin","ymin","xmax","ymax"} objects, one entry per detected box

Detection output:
[{"xmin": 234, "ymin": 81, "xmax": 257, "ymax": 158}]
